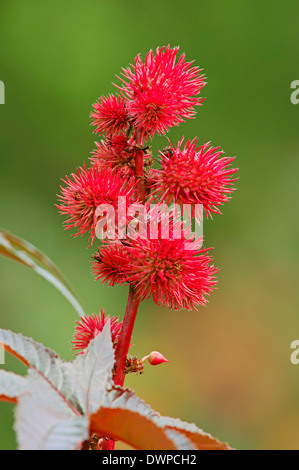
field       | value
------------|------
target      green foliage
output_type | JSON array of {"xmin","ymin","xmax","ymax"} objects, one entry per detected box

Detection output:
[{"xmin": 0, "ymin": 230, "xmax": 85, "ymax": 317}]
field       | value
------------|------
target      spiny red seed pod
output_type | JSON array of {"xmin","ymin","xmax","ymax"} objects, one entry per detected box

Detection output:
[
  {"xmin": 57, "ymin": 164, "xmax": 135, "ymax": 243},
  {"xmin": 71, "ymin": 309, "xmax": 123, "ymax": 355},
  {"xmin": 91, "ymin": 94, "xmax": 128, "ymax": 136},
  {"xmin": 91, "ymin": 204, "xmax": 217, "ymax": 309},
  {"xmin": 123, "ymin": 235, "xmax": 218, "ymax": 310},
  {"xmin": 90, "ymin": 134, "xmax": 135, "ymax": 178},
  {"xmin": 116, "ymin": 45, "xmax": 206, "ymax": 138},
  {"xmin": 150, "ymin": 138, "xmax": 238, "ymax": 217},
  {"xmin": 92, "ymin": 242, "xmax": 129, "ymax": 287},
  {"xmin": 141, "ymin": 351, "xmax": 169, "ymax": 366}
]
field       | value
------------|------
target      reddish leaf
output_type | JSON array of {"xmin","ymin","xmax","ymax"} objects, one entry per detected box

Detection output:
[
  {"xmin": 90, "ymin": 386, "xmax": 231, "ymax": 450},
  {"xmin": 90, "ymin": 408, "xmax": 177, "ymax": 450},
  {"xmin": 0, "ymin": 329, "xmax": 75, "ymax": 406},
  {"xmin": 0, "ymin": 395, "xmax": 18, "ymax": 404},
  {"xmin": 0, "ymin": 370, "xmax": 27, "ymax": 404},
  {"xmin": 164, "ymin": 423, "xmax": 231, "ymax": 450},
  {"xmin": 1, "ymin": 344, "xmax": 29, "ymax": 367},
  {"xmin": 15, "ymin": 370, "xmax": 88, "ymax": 450},
  {"xmin": 66, "ymin": 321, "xmax": 115, "ymax": 414}
]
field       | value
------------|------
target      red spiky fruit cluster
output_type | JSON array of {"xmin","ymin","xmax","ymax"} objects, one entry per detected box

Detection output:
[
  {"xmin": 57, "ymin": 46, "xmax": 237, "ymax": 362},
  {"xmin": 150, "ymin": 138, "xmax": 238, "ymax": 217}
]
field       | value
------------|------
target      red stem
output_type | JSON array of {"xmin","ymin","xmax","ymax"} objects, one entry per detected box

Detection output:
[
  {"xmin": 135, "ymin": 148, "xmax": 146, "ymax": 201},
  {"xmin": 101, "ymin": 132, "xmax": 145, "ymax": 450},
  {"xmin": 113, "ymin": 285, "xmax": 140, "ymax": 386},
  {"xmin": 101, "ymin": 288, "xmax": 140, "ymax": 451},
  {"xmin": 113, "ymin": 141, "xmax": 145, "ymax": 386}
]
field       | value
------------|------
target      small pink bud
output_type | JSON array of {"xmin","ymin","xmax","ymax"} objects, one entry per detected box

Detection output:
[{"xmin": 141, "ymin": 351, "xmax": 169, "ymax": 366}]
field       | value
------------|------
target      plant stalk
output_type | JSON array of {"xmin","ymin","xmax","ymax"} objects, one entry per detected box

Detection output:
[
  {"xmin": 102, "ymin": 132, "xmax": 145, "ymax": 450},
  {"xmin": 113, "ymin": 285, "xmax": 141, "ymax": 386}
]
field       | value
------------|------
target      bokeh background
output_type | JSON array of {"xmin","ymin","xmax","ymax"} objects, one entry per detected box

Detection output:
[{"xmin": 0, "ymin": 0, "xmax": 298, "ymax": 450}]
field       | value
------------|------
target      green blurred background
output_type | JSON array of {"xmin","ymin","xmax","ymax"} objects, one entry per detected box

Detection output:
[{"xmin": 0, "ymin": 0, "xmax": 298, "ymax": 450}]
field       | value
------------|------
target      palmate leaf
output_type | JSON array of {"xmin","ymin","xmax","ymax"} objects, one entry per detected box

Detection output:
[
  {"xmin": 0, "ymin": 328, "xmax": 75, "ymax": 406},
  {"xmin": 0, "ymin": 326, "xmax": 231, "ymax": 450},
  {"xmin": 0, "ymin": 325, "xmax": 115, "ymax": 449},
  {"xmin": 65, "ymin": 321, "xmax": 115, "ymax": 414},
  {"xmin": 15, "ymin": 370, "xmax": 89, "ymax": 450},
  {"xmin": 0, "ymin": 229, "xmax": 85, "ymax": 317},
  {"xmin": 90, "ymin": 386, "xmax": 231, "ymax": 450},
  {"xmin": 0, "ymin": 370, "xmax": 27, "ymax": 403},
  {"xmin": 91, "ymin": 405, "xmax": 177, "ymax": 450},
  {"xmin": 156, "ymin": 415, "xmax": 232, "ymax": 450}
]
